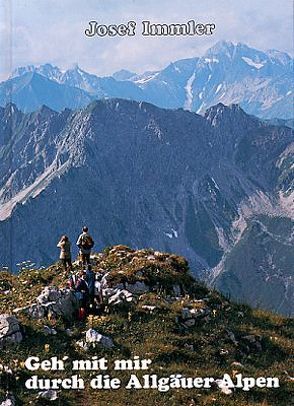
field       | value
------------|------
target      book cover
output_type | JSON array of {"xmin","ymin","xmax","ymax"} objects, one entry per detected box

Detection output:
[{"xmin": 0, "ymin": 1, "xmax": 293, "ymax": 405}]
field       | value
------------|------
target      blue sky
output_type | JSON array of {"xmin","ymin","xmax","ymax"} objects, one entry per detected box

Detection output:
[{"xmin": 0, "ymin": 0, "xmax": 292, "ymax": 80}]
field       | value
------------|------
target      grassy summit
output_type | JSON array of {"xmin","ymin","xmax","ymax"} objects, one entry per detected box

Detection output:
[{"xmin": 0, "ymin": 246, "xmax": 293, "ymax": 405}]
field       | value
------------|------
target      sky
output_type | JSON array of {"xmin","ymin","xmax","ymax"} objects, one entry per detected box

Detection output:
[{"xmin": 0, "ymin": 0, "xmax": 293, "ymax": 81}]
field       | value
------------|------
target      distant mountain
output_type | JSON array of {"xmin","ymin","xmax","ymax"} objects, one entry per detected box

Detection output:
[
  {"xmin": 0, "ymin": 72, "xmax": 94, "ymax": 112},
  {"xmin": 129, "ymin": 41, "xmax": 293, "ymax": 118},
  {"xmin": 112, "ymin": 69, "xmax": 137, "ymax": 81},
  {"xmin": 5, "ymin": 41, "xmax": 293, "ymax": 119},
  {"xmin": 0, "ymin": 100, "xmax": 293, "ymax": 314},
  {"xmin": 9, "ymin": 64, "xmax": 143, "ymax": 107}
]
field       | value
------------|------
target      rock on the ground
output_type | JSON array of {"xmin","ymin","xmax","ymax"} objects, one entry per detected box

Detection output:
[
  {"xmin": 125, "ymin": 281, "xmax": 149, "ymax": 294},
  {"xmin": 242, "ymin": 334, "xmax": 262, "ymax": 351},
  {"xmin": 173, "ymin": 284, "xmax": 182, "ymax": 296},
  {"xmin": 215, "ymin": 378, "xmax": 233, "ymax": 395},
  {"xmin": 0, "ymin": 393, "xmax": 15, "ymax": 406},
  {"xmin": 37, "ymin": 390, "xmax": 58, "ymax": 401},
  {"xmin": 226, "ymin": 330, "xmax": 238, "ymax": 345},
  {"xmin": 85, "ymin": 329, "xmax": 114, "ymax": 348},
  {"xmin": 0, "ymin": 315, "xmax": 22, "ymax": 348},
  {"xmin": 14, "ymin": 287, "xmax": 78, "ymax": 320},
  {"xmin": 43, "ymin": 326, "xmax": 57, "ymax": 335},
  {"xmin": 141, "ymin": 305, "xmax": 157, "ymax": 313},
  {"xmin": 107, "ymin": 289, "xmax": 133, "ymax": 306},
  {"xmin": 184, "ymin": 319, "xmax": 196, "ymax": 327},
  {"xmin": 181, "ymin": 306, "xmax": 210, "ymax": 321}
]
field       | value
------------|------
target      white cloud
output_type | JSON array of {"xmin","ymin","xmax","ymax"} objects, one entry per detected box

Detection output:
[{"xmin": 0, "ymin": 0, "xmax": 292, "ymax": 80}]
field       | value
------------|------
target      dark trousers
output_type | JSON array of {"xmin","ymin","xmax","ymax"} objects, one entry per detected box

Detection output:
[
  {"xmin": 61, "ymin": 258, "xmax": 72, "ymax": 272},
  {"xmin": 81, "ymin": 253, "xmax": 90, "ymax": 265}
]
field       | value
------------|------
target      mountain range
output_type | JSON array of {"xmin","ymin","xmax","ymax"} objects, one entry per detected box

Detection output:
[
  {"xmin": 1, "ymin": 41, "xmax": 293, "ymax": 119},
  {"xmin": 0, "ymin": 99, "xmax": 293, "ymax": 315}
]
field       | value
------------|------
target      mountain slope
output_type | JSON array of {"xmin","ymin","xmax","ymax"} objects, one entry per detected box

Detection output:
[
  {"xmin": 212, "ymin": 216, "xmax": 294, "ymax": 316},
  {"xmin": 0, "ymin": 100, "xmax": 293, "ymax": 315}
]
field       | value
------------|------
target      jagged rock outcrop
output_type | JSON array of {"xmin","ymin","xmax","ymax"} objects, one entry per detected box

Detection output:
[{"xmin": 14, "ymin": 287, "xmax": 78, "ymax": 320}]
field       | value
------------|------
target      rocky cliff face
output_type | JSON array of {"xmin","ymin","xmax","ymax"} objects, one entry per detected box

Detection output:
[{"xmin": 0, "ymin": 99, "xmax": 293, "ymax": 314}]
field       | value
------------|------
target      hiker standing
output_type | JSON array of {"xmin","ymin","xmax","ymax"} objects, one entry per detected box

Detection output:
[
  {"xmin": 94, "ymin": 273, "xmax": 103, "ymax": 305},
  {"xmin": 75, "ymin": 270, "xmax": 89, "ymax": 320},
  {"xmin": 76, "ymin": 226, "xmax": 94, "ymax": 265},
  {"xmin": 57, "ymin": 235, "xmax": 72, "ymax": 272},
  {"xmin": 85, "ymin": 264, "xmax": 95, "ymax": 311}
]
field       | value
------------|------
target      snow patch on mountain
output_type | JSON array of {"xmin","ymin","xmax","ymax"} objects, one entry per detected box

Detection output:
[
  {"xmin": 134, "ymin": 72, "xmax": 159, "ymax": 85},
  {"xmin": 184, "ymin": 72, "xmax": 196, "ymax": 110},
  {"xmin": 204, "ymin": 58, "xmax": 219, "ymax": 63},
  {"xmin": 241, "ymin": 57, "xmax": 265, "ymax": 69},
  {"xmin": 0, "ymin": 161, "xmax": 67, "ymax": 221},
  {"xmin": 164, "ymin": 228, "xmax": 178, "ymax": 239},
  {"xmin": 215, "ymin": 84, "xmax": 222, "ymax": 94}
]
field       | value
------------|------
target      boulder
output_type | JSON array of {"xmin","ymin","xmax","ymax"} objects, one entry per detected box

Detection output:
[
  {"xmin": 125, "ymin": 281, "xmax": 149, "ymax": 294},
  {"xmin": 243, "ymin": 334, "xmax": 258, "ymax": 343},
  {"xmin": 181, "ymin": 308, "xmax": 192, "ymax": 320},
  {"xmin": 141, "ymin": 305, "xmax": 156, "ymax": 313},
  {"xmin": 108, "ymin": 289, "xmax": 133, "ymax": 306},
  {"xmin": 85, "ymin": 329, "xmax": 114, "ymax": 348},
  {"xmin": 0, "ymin": 315, "xmax": 22, "ymax": 348},
  {"xmin": 14, "ymin": 288, "xmax": 78, "ymax": 320},
  {"xmin": 0, "ymin": 393, "xmax": 15, "ymax": 406},
  {"xmin": 215, "ymin": 378, "xmax": 233, "ymax": 395},
  {"xmin": 26, "ymin": 304, "xmax": 46, "ymax": 319},
  {"xmin": 226, "ymin": 330, "xmax": 238, "ymax": 345},
  {"xmin": 181, "ymin": 306, "xmax": 209, "ymax": 320},
  {"xmin": 183, "ymin": 343, "xmax": 194, "ymax": 351},
  {"xmin": 43, "ymin": 326, "xmax": 57, "ymax": 336},
  {"xmin": 37, "ymin": 390, "xmax": 58, "ymax": 401},
  {"xmin": 243, "ymin": 335, "xmax": 262, "ymax": 351},
  {"xmin": 172, "ymin": 284, "xmax": 182, "ymax": 296},
  {"xmin": 184, "ymin": 319, "xmax": 196, "ymax": 327},
  {"xmin": 37, "ymin": 287, "xmax": 61, "ymax": 304}
]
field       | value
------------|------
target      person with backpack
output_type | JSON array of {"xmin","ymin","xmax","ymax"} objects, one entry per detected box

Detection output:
[
  {"xmin": 76, "ymin": 226, "xmax": 94, "ymax": 266},
  {"xmin": 57, "ymin": 235, "xmax": 72, "ymax": 273}
]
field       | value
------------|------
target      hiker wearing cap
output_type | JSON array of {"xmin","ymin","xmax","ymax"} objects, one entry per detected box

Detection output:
[
  {"xmin": 57, "ymin": 235, "xmax": 72, "ymax": 272},
  {"xmin": 76, "ymin": 226, "xmax": 94, "ymax": 265}
]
